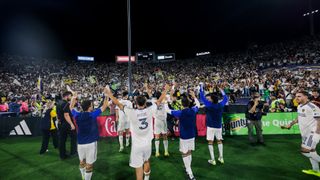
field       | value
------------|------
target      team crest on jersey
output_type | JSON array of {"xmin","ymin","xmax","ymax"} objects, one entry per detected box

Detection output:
[{"xmin": 302, "ymin": 109, "xmax": 305, "ymax": 112}]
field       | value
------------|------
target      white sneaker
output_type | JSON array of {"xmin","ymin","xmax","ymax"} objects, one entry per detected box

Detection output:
[
  {"xmin": 218, "ymin": 157, "xmax": 224, "ymax": 164},
  {"xmin": 208, "ymin": 159, "xmax": 216, "ymax": 165},
  {"xmin": 126, "ymin": 142, "xmax": 130, "ymax": 147},
  {"xmin": 119, "ymin": 146, "xmax": 124, "ymax": 152}
]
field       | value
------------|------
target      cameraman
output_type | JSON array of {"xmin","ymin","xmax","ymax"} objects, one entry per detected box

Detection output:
[{"xmin": 246, "ymin": 92, "xmax": 268, "ymax": 146}]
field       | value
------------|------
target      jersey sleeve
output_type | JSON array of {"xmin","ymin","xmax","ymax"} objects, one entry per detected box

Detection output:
[
  {"xmin": 71, "ymin": 109, "xmax": 80, "ymax": 119},
  {"xmin": 169, "ymin": 110, "xmax": 182, "ymax": 118},
  {"xmin": 312, "ymin": 106, "xmax": 320, "ymax": 118},
  {"xmin": 91, "ymin": 109, "xmax": 102, "ymax": 119}
]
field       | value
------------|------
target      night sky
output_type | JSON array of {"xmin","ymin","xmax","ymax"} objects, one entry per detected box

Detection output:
[{"xmin": 0, "ymin": 0, "xmax": 319, "ymax": 62}]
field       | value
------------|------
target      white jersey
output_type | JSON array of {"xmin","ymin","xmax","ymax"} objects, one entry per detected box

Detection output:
[
  {"xmin": 124, "ymin": 104, "xmax": 157, "ymax": 147},
  {"xmin": 297, "ymin": 102, "xmax": 320, "ymax": 137},
  {"xmin": 153, "ymin": 102, "xmax": 168, "ymax": 121},
  {"xmin": 116, "ymin": 99, "xmax": 133, "ymax": 122}
]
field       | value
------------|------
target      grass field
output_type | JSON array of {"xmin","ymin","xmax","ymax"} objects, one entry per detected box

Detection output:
[{"xmin": 0, "ymin": 135, "xmax": 319, "ymax": 180}]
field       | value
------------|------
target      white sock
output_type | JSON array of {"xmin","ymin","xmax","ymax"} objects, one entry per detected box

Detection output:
[
  {"xmin": 85, "ymin": 172, "xmax": 92, "ymax": 180},
  {"xmin": 163, "ymin": 140, "xmax": 168, "ymax": 152},
  {"xmin": 126, "ymin": 134, "xmax": 130, "ymax": 146},
  {"xmin": 144, "ymin": 171, "xmax": 151, "ymax": 180},
  {"xmin": 183, "ymin": 155, "xmax": 193, "ymax": 178},
  {"xmin": 310, "ymin": 158, "xmax": 320, "ymax": 171},
  {"xmin": 155, "ymin": 139, "xmax": 160, "ymax": 153},
  {"xmin": 80, "ymin": 168, "xmax": 85, "ymax": 179},
  {"xmin": 218, "ymin": 143, "xmax": 223, "ymax": 158},
  {"xmin": 208, "ymin": 145, "xmax": 214, "ymax": 160},
  {"xmin": 119, "ymin": 135, "xmax": 123, "ymax": 148},
  {"xmin": 302, "ymin": 152, "xmax": 311, "ymax": 158},
  {"xmin": 310, "ymin": 152, "xmax": 320, "ymax": 162}
]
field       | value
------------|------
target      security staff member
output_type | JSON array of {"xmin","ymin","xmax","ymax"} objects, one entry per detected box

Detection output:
[{"xmin": 57, "ymin": 91, "xmax": 77, "ymax": 159}]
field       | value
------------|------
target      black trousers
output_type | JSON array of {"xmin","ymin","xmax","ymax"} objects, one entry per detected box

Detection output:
[
  {"xmin": 58, "ymin": 123, "xmax": 77, "ymax": 158},
  {"xmin": 40, "ymin": 129, "xmax": 58, "ymax": 154}
]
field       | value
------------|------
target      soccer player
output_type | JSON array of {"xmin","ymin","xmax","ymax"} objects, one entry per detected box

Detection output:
[
  {"xmin": 69, "ymin": 89, "xmax": 109, "ymax": 180},
  {"xmin": 115, "ymin": 91, "xmax": 133, "ymax": 152},
  {"xmin": 152, "ymin": 89, "xmax": 170, "ymax": 157},
  {"xmin": 282, "ymin": 90, "xmax": 320, "ymax": 177},
  {"xmin": 166, "ymin": 90, "xmax": 200, "ymax": 180},
  {"xmin": 199, "ymin": 83, "xmax": 228, "ymax": 165},
  {"xmin": 106, "ymin": 84, "xmax": 170, "ymax": 180}
]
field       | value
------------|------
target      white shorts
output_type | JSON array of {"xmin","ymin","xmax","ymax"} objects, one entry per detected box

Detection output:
[
  {"xmin": 129, "ymin": 144, "xmax": 152, "ymax": 168},
  {"xmin": 154, "ymin": 119, "xmax": 167, "ymax": 135},
  {"xmin": 302, "ymin": 132, "xmax": 318, "ymax": 150},
  {"xmin": 179, "ymin": 138, "xmax": 195, "ymax": 154},
  {"xmin": 78, "ymin": 141, "xmax": 97, "ymax": 164},
  {"xmin": 206, "ymin": 127, "xmax": 223, "ymax": 141},
  {"xmin": 118, "ymin": 119, "xmax": 130, "ymax": 132}
]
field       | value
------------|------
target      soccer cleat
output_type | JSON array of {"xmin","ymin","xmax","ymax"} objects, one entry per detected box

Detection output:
[
  {"xmin": 155, "ymin": 152, "xmax": 160, "ymax": 157},
  {"xmin": 187, "ymin": 174, "xmax": 196, "ymax": 180},
  {"xmin": 208, "ymin": 160, "xmax": 216, "ymax": 165},
  {"xmin": 164, "ymin": 151, "xmax": 170, "ymax": 157},
  {"xmin": 119, "ymin": 146, "xmax": 124, "ymax": 152},
  {"xmin": 218, "ymin": 157, "xmax": 224, "ymax": 164},
  {"xmin": 302, "ymin": 169, "xmax": 320, "ymax": 177}
]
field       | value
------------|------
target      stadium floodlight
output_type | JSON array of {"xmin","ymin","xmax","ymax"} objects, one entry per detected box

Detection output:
[
  {"xmin": 303, "ymin": 14, "xmax": 306, "ymax": 16},
  {"xmin": 316, "ymin": 10, "xmax": 319, "ymax": 13}
]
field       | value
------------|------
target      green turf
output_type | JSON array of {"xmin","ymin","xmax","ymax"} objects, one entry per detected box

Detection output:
[{"xmin": 0, "ymin": 135, "xmax": 319, "ymax": 180}]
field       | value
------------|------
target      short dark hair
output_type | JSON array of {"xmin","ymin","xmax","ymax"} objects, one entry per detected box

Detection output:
[
  {"xmin": 154, "ymin": 91, "xmax": 162, "ymax": 99},
  {"xmin": 297, "ymin": 90, "xmax": 309, "ymax": 97},
  {"xmin": 181, "ymin": 96, "xmax": 190, "ymax": 108},
  {"xmin": 62, "ymin": 91, "xmax": 72, "ymax": 98},
  {"xmin": 122, "ymin": 91, "xmax": 129, "ymax": 97},
  {"xmin": 312, "ymin": 88, "xmax": 319, "ymax": 93},
  {"xmin": 136, "ymin": 95, "xmax": 146, "ymax": 107},
  {"xmin": 81, "ymin": 100, "xmax": 92, "ymax": 111},
  {"xmin": 206, "ymin": 93, "xmax": 219, "ymax": 104}
]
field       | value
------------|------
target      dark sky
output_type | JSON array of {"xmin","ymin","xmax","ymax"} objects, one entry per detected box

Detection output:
[{"xmin": 0, "ymin": 0, "xmax": 319, "ymax": 62}]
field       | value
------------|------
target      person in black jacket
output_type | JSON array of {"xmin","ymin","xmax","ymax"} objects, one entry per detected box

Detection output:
[{"xmin": 40, "ymin": 101, "xmax": 58, "ymax": 154}]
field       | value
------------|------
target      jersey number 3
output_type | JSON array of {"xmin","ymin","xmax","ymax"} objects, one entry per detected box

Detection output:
[{"xmin": 139, "ymin": 118, "xmax": 148, "ymax": 130}]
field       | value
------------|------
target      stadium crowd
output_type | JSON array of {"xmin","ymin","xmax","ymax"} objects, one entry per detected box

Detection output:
[{"xmin": 0, "ymin": 35, "xmax": 320, "ymax": 116}]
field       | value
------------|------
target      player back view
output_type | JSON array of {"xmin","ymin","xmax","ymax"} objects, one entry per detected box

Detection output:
[
  {"xmin": 106, "ymin": 85, "xmax": 170, "ymax": 180},
  {"xmin": 115, "ymin": 91, "xmax": 133, "ymax": 152}
]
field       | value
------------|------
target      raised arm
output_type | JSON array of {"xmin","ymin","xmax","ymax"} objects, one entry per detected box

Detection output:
[
  {"xmin": 155, "ymin": 84, "xmax": 170, "ymax": 106},
  {"xmin": 105, "ymin": 85, "xmax": 124, "ymax": 110},
  {"xmin": 199, "ymin": 84, "xmax": 213, "ymax": 107},
  {"xmin": 69, "ymin": 92, "xmax": 78, "ymax": 110},
  {"xmin": 100, "ymin": 91, "xmax": 110, "ymax": 112},
  {"xmin": 219, "ymin": 88, "xmax": 228, "ymax": 106},
  {"xmin": 144, "ymin": 83, "xmax": 153, "ymax": 99},
  {"xmin": 189, "ymin": 90, "xmax": 200, "ymax": 107}
]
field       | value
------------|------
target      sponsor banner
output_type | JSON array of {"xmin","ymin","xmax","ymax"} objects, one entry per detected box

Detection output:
[
  {"xmin": 223, "ymin": 113, "xmax": 299, "ymax": 135},
  {"xmin": 97, "ymin": 116, "xmax": 118, "ymax": 137},
  {"xmin": 0, "ymin": 117, "xmax": 42, "ymax": 137}
]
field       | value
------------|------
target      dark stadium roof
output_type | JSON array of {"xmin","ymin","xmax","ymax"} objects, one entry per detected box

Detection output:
[{"xmin": 0, "ymin": 0, "xmax": 319, "ymax": 61}]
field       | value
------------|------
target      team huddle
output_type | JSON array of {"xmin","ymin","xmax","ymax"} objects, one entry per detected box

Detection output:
[{"xmin": 65, "ymin": 83, "xmax": 320, "ymax": 180}]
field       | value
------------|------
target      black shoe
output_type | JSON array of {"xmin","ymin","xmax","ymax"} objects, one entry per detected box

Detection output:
[
  {"xmin": 60, "ymin": 155, "xmax": 70, "ymax": 160},
  {"xmin": 70, "ymin": 152, "xmax": 78, "ymax": 157},
  {"xmin": 250, "ymin": 142, "xmax": 256, "ymax": 146},
  {"xmin": 257, "ymin": 142, "xmax": 266, "ymax": 146}
]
